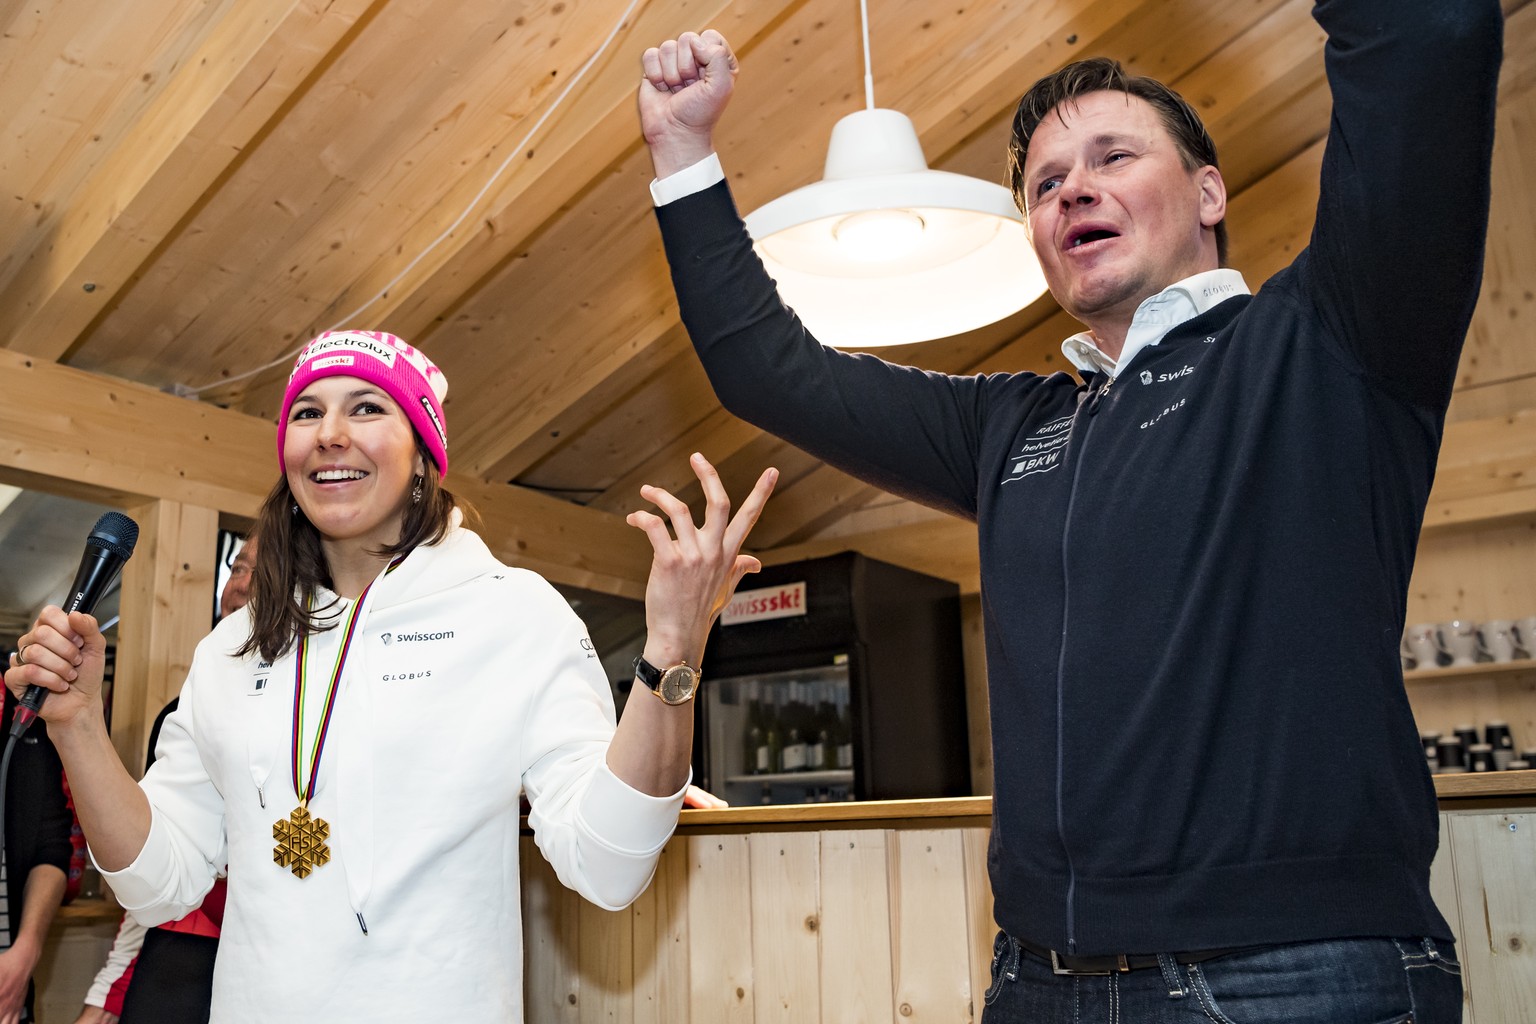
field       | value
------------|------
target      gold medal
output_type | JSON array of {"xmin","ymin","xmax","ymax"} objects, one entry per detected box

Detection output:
[{"xmin": 273, "ymin": 802, "xmax": 331, "ymax": 879}]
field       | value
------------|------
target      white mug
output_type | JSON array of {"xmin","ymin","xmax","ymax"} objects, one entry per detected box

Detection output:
[
  {"xmin": 1402, "ymin": 623, "xmax": 1441, "ymax": 670},
  {"xmin": 1435, "ymin": 620, "xmax": 1479, "ymax": 668},
  {"xmin": 1512, "ymin": 616, "xmax": 1536, "ymax": 659},
  {"xmin": 1477, "ymin": 620, "xmax": 1519, "ymax": 663}
]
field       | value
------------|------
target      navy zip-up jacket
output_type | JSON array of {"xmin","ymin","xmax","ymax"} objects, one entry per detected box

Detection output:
[{"xmin": 655, "ymin": 0, "xmax": 1503, "ymax": 954}]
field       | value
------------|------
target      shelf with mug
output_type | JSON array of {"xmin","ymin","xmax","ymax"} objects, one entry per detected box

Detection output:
[{"xmin": 1404, "ymin": 659, "xmax": 1536, "ymax": 683}]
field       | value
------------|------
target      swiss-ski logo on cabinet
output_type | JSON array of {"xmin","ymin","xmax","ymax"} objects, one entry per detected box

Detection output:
[{"xmin": 722, "ymin": 581, "xmax": 807, "ymax": 626}]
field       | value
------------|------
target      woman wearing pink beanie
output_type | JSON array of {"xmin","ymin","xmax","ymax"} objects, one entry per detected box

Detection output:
[{"xmin": 8, "ymin": 330, "xmax": 776, "ymax": 1023}]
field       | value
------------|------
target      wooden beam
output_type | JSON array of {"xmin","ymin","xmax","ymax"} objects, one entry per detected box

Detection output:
[
  {"xmin": 0, "ymin": 349, "xmax": 275, "ymax": 515},
  {"xmin": 112, "ymin": 498, "xmax": 218, "ymax": 778},
  {"xmin": 0, "ymin": 0, "xmax": 385, "ymax": 359},
  {"xmin": 0, "ymin": 348, "xmax": 650, "ymax": 595}
]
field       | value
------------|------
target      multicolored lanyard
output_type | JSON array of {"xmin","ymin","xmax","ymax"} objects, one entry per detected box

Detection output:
[{"xmin": 273, "ymin": 555, "xmax": 403, "ymax": 879}]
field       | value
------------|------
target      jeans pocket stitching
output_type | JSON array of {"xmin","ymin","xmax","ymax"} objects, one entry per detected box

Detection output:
[
  {"xmin": 1189, "ymin": 964, "xmax": 1240, "ymax": 1024},
  {"xmin": 983, "ymin": 932, "xmax": 1008, "ymax": 1006}
]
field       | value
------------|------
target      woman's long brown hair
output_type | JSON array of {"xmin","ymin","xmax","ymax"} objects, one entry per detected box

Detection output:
[{"xmin": 237, "ymin": 437, "xmax": 474, "ymax": 663}]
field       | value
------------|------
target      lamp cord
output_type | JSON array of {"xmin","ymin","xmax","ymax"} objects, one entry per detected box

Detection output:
[{"xmin": 860, "ymin": 0, "xmax": 875, "ymax": 110}]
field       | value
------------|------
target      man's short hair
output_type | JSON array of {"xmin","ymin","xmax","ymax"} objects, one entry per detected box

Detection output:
[{"xmin": 1005, "ymin": 57, "xmax": 1228, "ymax": 266}]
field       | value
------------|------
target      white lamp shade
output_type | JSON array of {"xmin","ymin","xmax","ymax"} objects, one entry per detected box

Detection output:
[{"xmin": 744, "ymin": 109, "xmax": 1048, "ymax": 349}]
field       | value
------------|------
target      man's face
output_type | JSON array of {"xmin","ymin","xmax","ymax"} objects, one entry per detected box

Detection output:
[
  {"xmin": 1020, "ymin": 90, "xmax": 1225, "ymax": 332},
  {"xmin": 220, "ymin": 536, "xmax": 257, "ymax": 619}
]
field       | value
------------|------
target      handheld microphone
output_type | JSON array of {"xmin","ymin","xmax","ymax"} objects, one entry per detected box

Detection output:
[{"xmin": 12, "ymin": 512, "xmax": 139, "ymax": 736}]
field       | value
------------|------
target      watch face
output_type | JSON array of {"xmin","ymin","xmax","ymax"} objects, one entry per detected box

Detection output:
[{"xmin": 658, "ymin": 664, "xmax": 700, "ymax": 704}]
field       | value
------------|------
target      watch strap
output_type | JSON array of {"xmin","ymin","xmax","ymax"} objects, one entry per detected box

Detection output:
[{"xmin": 632, "ymin": 654, "xmax": 663, "ymax": 692}]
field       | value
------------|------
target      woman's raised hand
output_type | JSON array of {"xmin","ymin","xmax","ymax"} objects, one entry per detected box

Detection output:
[{"xmin": 626, "ymin": 452, "xmax": 776, "ymax": 668}]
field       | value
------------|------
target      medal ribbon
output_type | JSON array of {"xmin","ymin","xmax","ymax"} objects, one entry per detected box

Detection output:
[{"xmin": 291, "ymin": 556, "xmax": 405, "ymax": 805}]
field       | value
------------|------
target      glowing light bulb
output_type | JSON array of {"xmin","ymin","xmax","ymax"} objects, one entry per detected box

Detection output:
[{"xmin": 832, "ymin": 209, "xmax": 926, "ymax": 262}]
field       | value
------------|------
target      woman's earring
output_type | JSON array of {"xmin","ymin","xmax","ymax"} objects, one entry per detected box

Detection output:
[
  {"xmin": 412, "ymin": 477, "xmax": 423, "ymax": 505},
  {"xmin": 291, "ymin": 502, "xmax": 299, "ymax": 516}
]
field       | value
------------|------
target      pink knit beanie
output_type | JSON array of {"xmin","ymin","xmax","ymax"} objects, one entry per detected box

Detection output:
[{"xmin": 277, "ymin": 331, "xmax": 449, "ymax": 474}]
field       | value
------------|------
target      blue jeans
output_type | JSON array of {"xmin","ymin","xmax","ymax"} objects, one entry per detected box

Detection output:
[{"xmin": 982, "ymin": 932, "xmax": 1463, "ymax": 1023}]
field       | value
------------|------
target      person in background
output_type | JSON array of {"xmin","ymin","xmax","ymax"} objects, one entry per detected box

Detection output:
[
  {"xmin": 637, "ymin": 0, "xmax": 1501, "ymax": 1018},
  {"xmin": 74, "ymin": 533, "xmax": 259, "ymax": 1024},
  {"xmin": 12, "ymin": 330, "xmax": 776, "ymax": 1022},
  {"xmin": 0, "ymin": 648, "xmax": 72, "ymax": 1024}
]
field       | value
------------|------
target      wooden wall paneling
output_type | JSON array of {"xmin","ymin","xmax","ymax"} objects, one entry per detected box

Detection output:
[
  {"xmin": 747, "ymin": 831, "xmax": 822, "ymax": 1021},
  {"xmin": 0, "ymin": 0, "xmax": 385, "ymax": 362},
  {"xmin": 888, "ymin": 828, "xmax": 976, "ymax": 1022},
  {"xmin": 686, "ymin": 834, "xmax": 755, "ymax": 1022},
  {"xmin": 577, "ymin": 895, "xmax": 634, "ymax": 1023},
  {"xmin": 522, "ymin": 836, "xmax": 582, "ymax": 1024},
  {"xmin": 1429, "ymin": 812, "xmax": 1463, "ymax": 941},
  {"xmin": 631, "ymin": 840, "xmax": 691, "ymax": 1024},
  {"xmin": 1422, "ymin": 410, "xmax": 1536, "ymax": 532},
  {"xmin": 1427, "ymin": 813, "xmax": 1475, "ymax": 1024},
  {"xmin": 818, "ymin": 829, "xmax": 896, "ymax": 1023},
  {"xmin": 112, "ymin": 498, "xmax": 218, "ymax": 778},
  {"xmin": 961, "ymin": 826, "xmax": 997, "ymax": 1020},
  {"xmin": 1459, "ymin": 2, "xmax": 1536, "ymax": 399},
  {"xmin": 1408, "ymin": 519, "xmax": 1536, "ymax": 625},
  {"xmin": 1447, "ymin": 811, "xmax": 1536, "ymax": 1024}
]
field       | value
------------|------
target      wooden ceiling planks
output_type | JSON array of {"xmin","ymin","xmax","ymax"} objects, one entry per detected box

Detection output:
[
  {"xmin": 293, "ymin": 0, "xmax": 814, "ymax": 376},
  {"xmin": 0, "ymin": 0, "xmax": 236, "ymax": 344},
  {"xmin": 70, "ymin": 0, "xmax": 644, "ymax": 394}
]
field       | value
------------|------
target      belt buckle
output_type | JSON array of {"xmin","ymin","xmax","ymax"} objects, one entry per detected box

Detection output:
[{"xmin": 1050, "ymin": 950, "xmax": 1130, "ymax": 976}]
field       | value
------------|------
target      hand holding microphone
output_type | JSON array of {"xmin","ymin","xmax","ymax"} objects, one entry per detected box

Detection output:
[{"xmin": 7, "ymin": 512, "xmax": 139, "ymax": 736}]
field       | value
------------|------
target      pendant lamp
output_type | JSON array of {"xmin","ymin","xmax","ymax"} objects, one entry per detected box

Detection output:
[{"xmin": 743, "ymin": 1, "xmax": 1047, "ymax": 349}]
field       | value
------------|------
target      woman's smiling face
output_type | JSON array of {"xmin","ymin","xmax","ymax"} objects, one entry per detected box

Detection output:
[{"xmin": 283, "ymin": 374, "xmax": 423, "ymax": 551}]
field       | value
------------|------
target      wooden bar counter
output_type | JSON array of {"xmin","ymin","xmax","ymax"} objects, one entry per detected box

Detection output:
[
  {"xmin": 521, "ymin": 774, "xmax": 1535, "ymax": 1023},
  {"xmin": 36, "ymin": 776, "xmax": 1533, "ymax": 1022}
]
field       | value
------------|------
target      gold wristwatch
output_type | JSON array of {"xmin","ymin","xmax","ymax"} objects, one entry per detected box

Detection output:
[{"xmin": 632, "ymin": 655, "xmax": 701, "ymax": 705}]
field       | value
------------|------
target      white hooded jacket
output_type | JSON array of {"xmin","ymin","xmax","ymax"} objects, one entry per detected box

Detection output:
[{"xmin": 100, "ymin": 523, "xmax": 684, "ymax": 1022}]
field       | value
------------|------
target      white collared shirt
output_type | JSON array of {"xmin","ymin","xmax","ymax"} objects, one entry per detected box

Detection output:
[{"xmin": 1059, "ymin": 270, "xmax": 1250, "ymax": 378}]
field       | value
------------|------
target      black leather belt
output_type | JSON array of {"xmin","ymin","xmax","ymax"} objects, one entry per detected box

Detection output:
[{"xmin": 1016, "ymin": 936, "xmax": 1249, "ymax": 976}]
